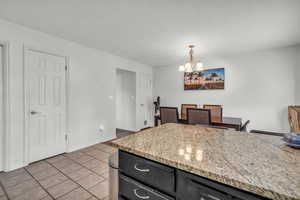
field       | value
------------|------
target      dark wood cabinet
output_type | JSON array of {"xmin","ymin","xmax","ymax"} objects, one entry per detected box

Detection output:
[
  {"xmin": 119, "ymin": 151, "xmax": 175, "ymax": 195},
  {"xmin": 177, "ymin": 173, "xmax": 231, "ymax": 200},
  {"xmin": 119, "ymin": 150, "xmax": 269, "ymax": 200},
  {"xmin": 119, "ymin": 174, "xmax": 174, "ymax": 200},
  {"xmin": 177, "ymin": 170, "xmax": 268, "ymax": 200}
]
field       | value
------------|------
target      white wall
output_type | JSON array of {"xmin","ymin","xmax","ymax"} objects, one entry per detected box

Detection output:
[
  {"xmin": 116, "ymin": 69, "xmax": 136, "ymax": 131},
  {"xmin": 0, "ymin": 19, "xmax": 153, "ymax": 171},
  {"xmin": 154, "ymin": 46, "xmax": 299, "ymax": 132}
]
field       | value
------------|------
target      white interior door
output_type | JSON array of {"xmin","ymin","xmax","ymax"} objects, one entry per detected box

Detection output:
[
  {"xmin": 138, "ymin": 73, "xmax": 153, "ymax": 129},
  {"xmin": 25, "ymin": 49, "xmax": 67, "ymax": 163},
  {"xmin": 0, "ymin": 45, "xmax": 3, "ymax": 171}
]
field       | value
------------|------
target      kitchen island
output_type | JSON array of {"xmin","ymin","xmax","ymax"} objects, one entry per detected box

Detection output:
[{"xmin": 110, "ymin": 123, "xmax": 300, "ymax": 200}]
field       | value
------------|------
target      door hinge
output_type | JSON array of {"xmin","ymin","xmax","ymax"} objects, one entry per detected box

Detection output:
[
  {"xmin": 65, "ymin": 65, "xmax": 68, "ymax": 71},
  {"xmin": 65, "ymin": 134, "xmax": 68, "ymax": 142}
]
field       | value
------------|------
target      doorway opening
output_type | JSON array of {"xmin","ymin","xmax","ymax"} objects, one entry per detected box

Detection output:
[{"xmin": 116, "ymin": 69, "xmax": 137, "ymax": 135}]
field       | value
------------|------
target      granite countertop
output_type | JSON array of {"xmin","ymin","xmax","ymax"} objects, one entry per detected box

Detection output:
[{"xmin": 110, "ymin": 123, "xmax": 300, "ymax": 200}]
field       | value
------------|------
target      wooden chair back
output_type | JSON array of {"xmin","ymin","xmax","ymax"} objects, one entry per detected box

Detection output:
[
  {"xmin": 288, "ymin": 106, "xmax": 300, "ymax": 132},
  {"xmin": 181, "ymin": 104, "xmax": 197, "ymax": 120},
  {"xmin": 160, "ymin": 107, "xmax": 179, "ymax": 124},
  {"xmin": 203, "ymin": 104, "xmax": 223, "ymax": 122},
  {"xmin": 187, "ymin": 108, "xmax": 211, "ymax": 125}
]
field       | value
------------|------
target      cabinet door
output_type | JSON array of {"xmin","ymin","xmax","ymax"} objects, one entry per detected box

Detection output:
[
  {"xmin": 177, "ymin": 170, "xmax": 268, "ymax": 200},
  {"xmin": 119, "ymin": 151, "xmax": 175, "ymax": 195},
  {"xmin": 177, "ymin": 176, "xmax": 231, "ymax": 200},
  {"xmin": 119, "ymin": 174, "xmax": 174, "ymax": 200}
]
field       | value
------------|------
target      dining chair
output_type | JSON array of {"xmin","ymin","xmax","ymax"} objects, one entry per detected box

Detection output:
[
  {"xmin": 187, "ymin": 108, "xmax": 211, "ymax": 125},
  {"xmin": 288, "ymin": 106, "xmax": 300, "ymax": 132},
  {"xmin": 240, "ymin": 120, "xmax": 250, "ymax": 132},
  {"xmin": 160, "ymin": 107, "xmax": 179, "ymax": 124},
  {"xmin": 181, "ymin": 104, "xmax": 197, "ymax": 120},
  {"xmin": 203, "ymin": 104, "xmax": 223, "ymax": 123}
]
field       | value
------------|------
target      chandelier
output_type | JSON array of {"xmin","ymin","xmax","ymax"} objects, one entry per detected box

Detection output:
[{"xmin": 178, "ymin": 45, "xmax": 205, "ymax": 72}]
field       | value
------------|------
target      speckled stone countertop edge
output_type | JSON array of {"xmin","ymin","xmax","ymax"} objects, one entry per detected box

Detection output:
[{"xmin": 109, "ymin": 142, "xmax": 299, "ymax": 200}]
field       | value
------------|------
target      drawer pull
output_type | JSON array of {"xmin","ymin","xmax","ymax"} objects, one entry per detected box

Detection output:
[
  {"xmin": 207, "ymin": 194, "xmax": 221, "ymax": 200},
  {"xmin": 189, "ymin": 179, "xmax": 223, "ymax": 200},
  {"xmin": 134, "ymin": 189, "xmax": 150, "ymax": 199},
  {"xmin": 134, "ymin": 164, "xmax": 150, "ymax": 172}
]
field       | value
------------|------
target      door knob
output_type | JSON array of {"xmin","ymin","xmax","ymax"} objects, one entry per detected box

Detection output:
[{"xmin": 30, "ymin": 110, "xmax": 41, "ymax": 115}]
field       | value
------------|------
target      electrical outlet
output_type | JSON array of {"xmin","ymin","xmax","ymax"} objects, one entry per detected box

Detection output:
[{"xmin": 99, "ymin": 125, "xmax": 104, "ymax": 132}]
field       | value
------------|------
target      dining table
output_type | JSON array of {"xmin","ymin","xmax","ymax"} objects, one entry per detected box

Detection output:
[
  {"xmin": 155, "ymin": 115, "xmax": 243, "ymax": 131},
  {"xmin": 211, "ymin": 117, "xmax": 243, "ymax": 131}
]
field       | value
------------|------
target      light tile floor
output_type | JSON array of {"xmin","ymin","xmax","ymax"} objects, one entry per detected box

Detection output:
[{"xmin": 0, "ymin": 143, "xmax": 117, "ymax": 200}]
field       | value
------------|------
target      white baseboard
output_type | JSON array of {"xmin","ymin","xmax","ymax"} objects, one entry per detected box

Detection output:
[{"xmin": 67, "ymin": 135, "xmax": 116, "ymax": 153}]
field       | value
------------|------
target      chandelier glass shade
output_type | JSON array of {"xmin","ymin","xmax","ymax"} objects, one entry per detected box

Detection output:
[{"xmin": 178, "ymin": 45, "xmax": 205, "ymax": 72}]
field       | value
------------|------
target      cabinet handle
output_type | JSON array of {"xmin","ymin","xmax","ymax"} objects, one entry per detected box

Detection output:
[
  {"xmin": 30, "ymin": 110, "xmax": 41, "ymax": 115},
  {"xmin": 134, "ymin": 164, "xmax": 150, "ymax": 172},
  {"xmin": 207, "ymin": 194, "xmax": 221, "ymax": 200},
  {"xmin": 134, "ymin": 189, "xmax": 150, "ymax": 199},
  {"xmin": 189, "ymin": 179, "xmax": 222, "ymax": 200}
]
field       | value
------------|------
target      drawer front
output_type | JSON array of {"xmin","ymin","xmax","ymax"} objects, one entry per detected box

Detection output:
[
  {"xmin": 177, "ymin": 177, "xmax": 231, "ymax": 200},
  {"xmin": 119, "ymin": 151, "xmax": 175, "ymax": 194},
  {"xmin": 119, "ymin": 174, "xmax": 174, "ymax": 200},
  {"xmin": 177, "ymin": 170, "xmax": 268, "ymax": 200}
]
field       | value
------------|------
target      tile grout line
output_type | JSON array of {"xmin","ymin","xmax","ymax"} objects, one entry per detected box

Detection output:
[
  {"xmin": 47, "ymin": 181, "xmax": 80, "ymax": 200},
  {"xmin": 25, "ymin": 162, "xmax": 70, "ymax": 190},
  {"xmin": 0, "ymin": 144, "xmax": 113, "ymax": 200},
  {"xmin": 66, "ymin": 147, "xmax": 114, "ymax": 199},
  {"xmin": 80, "ymin": 145, "xmax": 111, "ymax": 161},
  {"xmin": 77, "ymin": 146, "xmax": 114, "ymax": 200},
  {"xmin": 38, "ymin": 145, "xmax": 112, "ymax": 199},
  {"xmin": 0, "ymin": 178, "xmax": 10, "ymax": 200},
  {"xmin": 23, "ymin": 167, "xmax": 57, "ymax": 200},
  {"xmin": 69, "ymin": 148, "xmax": 110, "ymax": 179},
  {"xmin": 27, "ymin": 155, "xmax": 90, "ymax": 199},
  {"xmin": 26, "ymin": 158, "xmax": 97, "ymax": 200},
  {"xmin": 2, "ymin": 163, "xmax": 82, "ymax": 200},
  {"xmin": 46, "ymin": 157, "xmax": 103, "ymax": 200}
]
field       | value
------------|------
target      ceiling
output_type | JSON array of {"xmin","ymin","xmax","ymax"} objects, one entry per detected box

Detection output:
[{"xmin": 0, "ymin": 0, "xmax": 299, "ymax": 67}]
